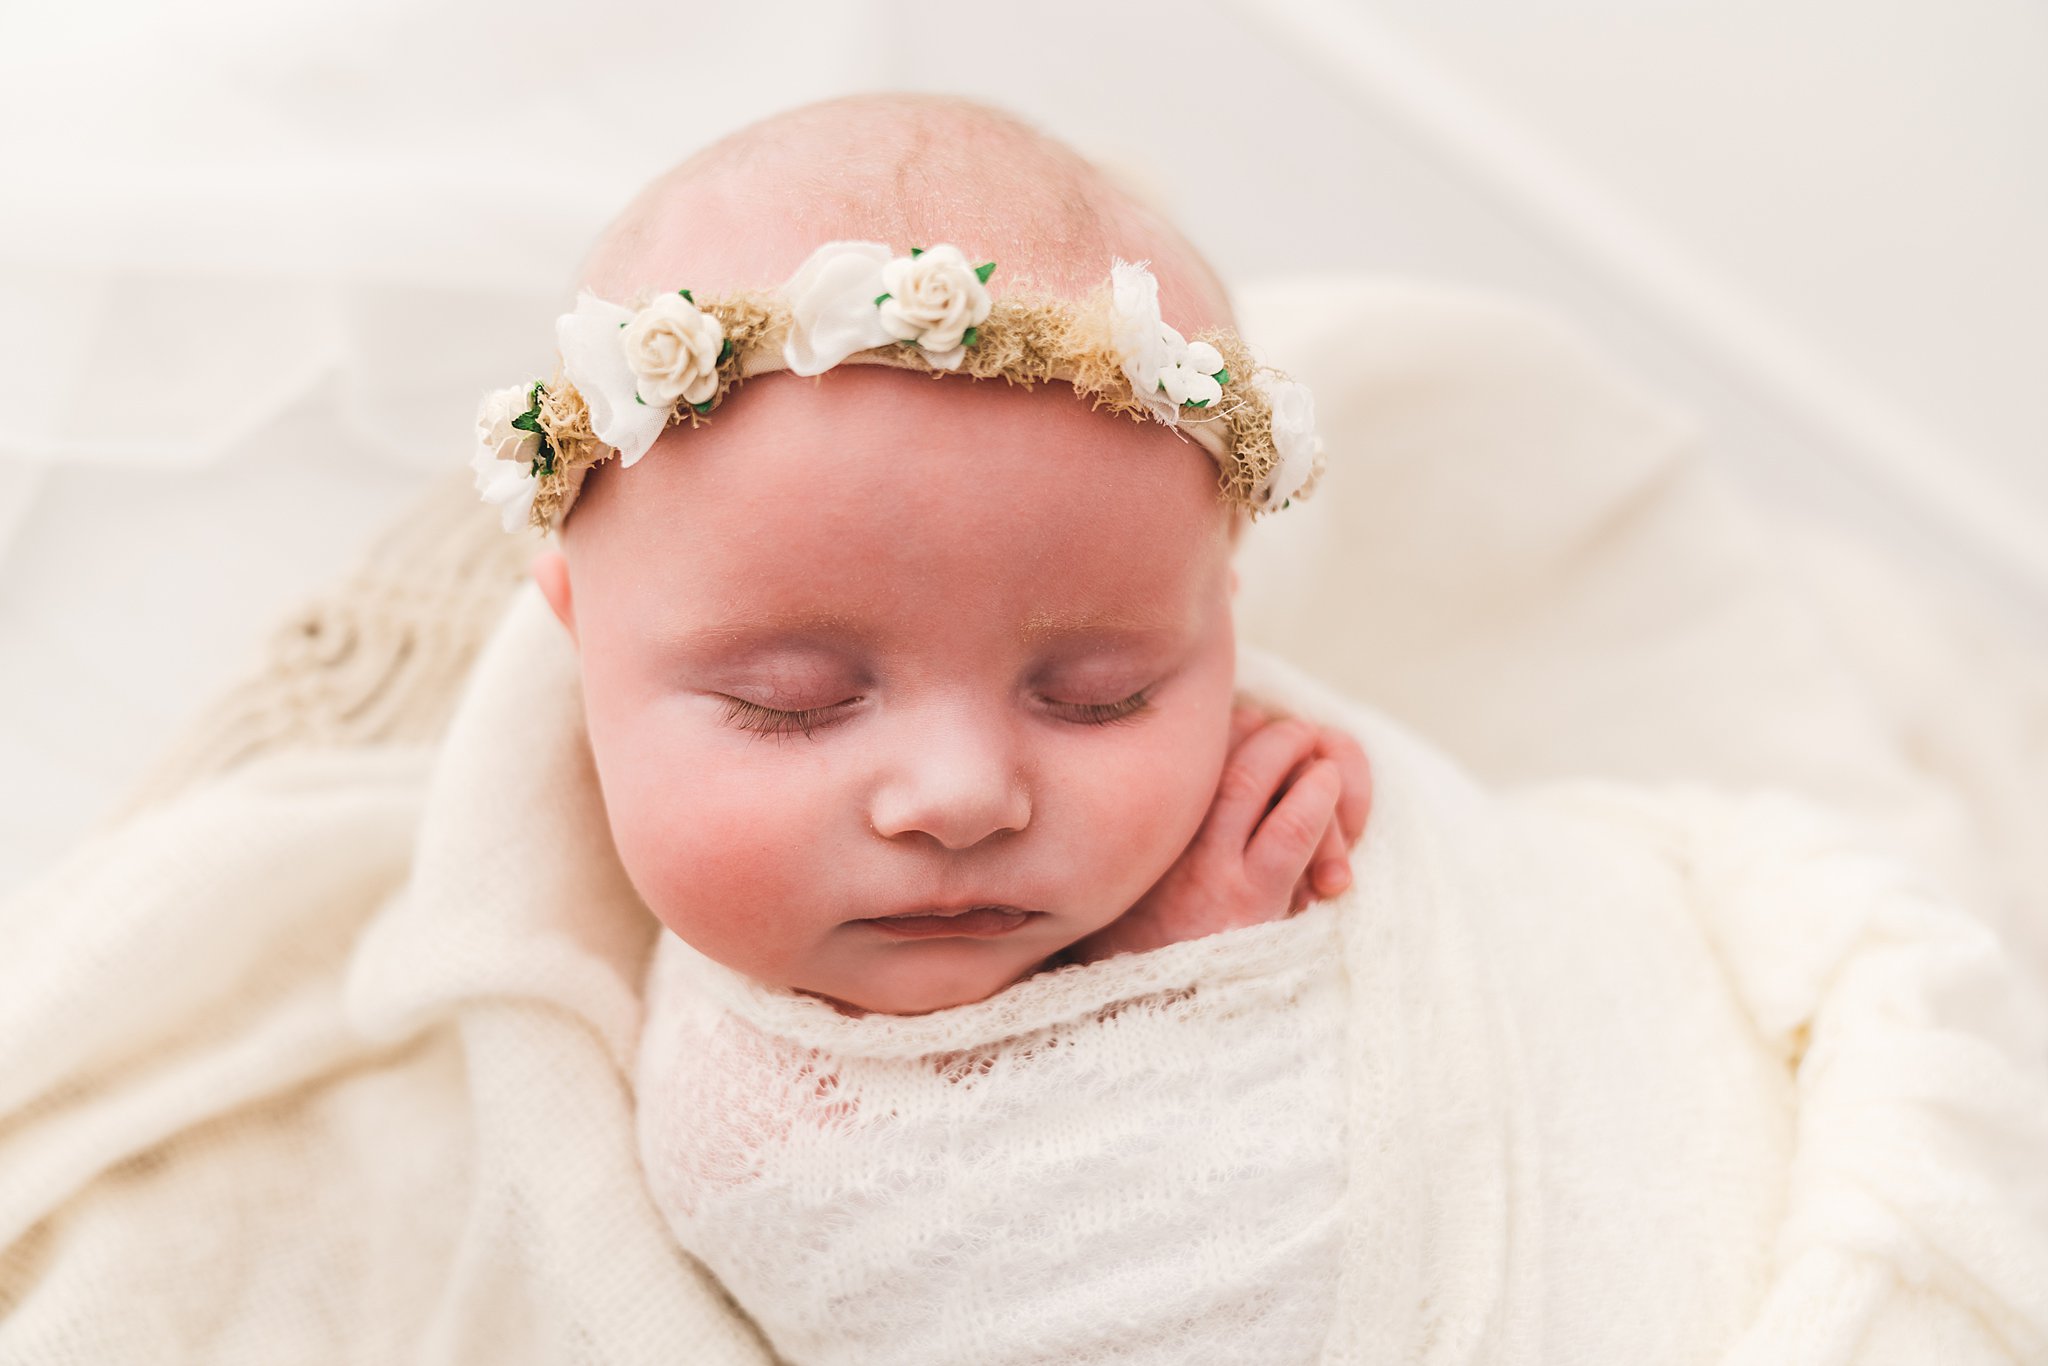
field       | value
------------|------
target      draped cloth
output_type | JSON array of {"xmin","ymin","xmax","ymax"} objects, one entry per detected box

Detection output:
[{"xmin": 4, "ymin": 582, "xmax": 2044, "ymax": 1363}]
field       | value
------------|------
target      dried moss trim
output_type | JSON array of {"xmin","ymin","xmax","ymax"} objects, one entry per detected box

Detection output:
[{"xmin": 521, "ymin": 287, "xmax": 1316, "ymax": 532}]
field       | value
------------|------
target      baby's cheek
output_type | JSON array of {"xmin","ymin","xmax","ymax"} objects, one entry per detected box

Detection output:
[
  {"xmin": 1061, "ymin": 730, "xmax": 1221, "ymax": 909},
  {"xmin": 621, "ymin": 754, "xmax": 831, "ymax": 954}
]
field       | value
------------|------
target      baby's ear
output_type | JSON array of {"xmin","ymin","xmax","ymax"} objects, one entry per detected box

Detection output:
[{"xmin": 531, "ymin": 548, "xmax": 578, "ymax": 647}]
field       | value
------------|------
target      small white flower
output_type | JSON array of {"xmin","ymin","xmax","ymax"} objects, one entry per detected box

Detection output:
[
  {"xmin": 556, "ymin": 290, "xmax": 671, "ymax": 467},
  {"xmin": 1155, "ymin": 328, "xmax": 1228, "ymax": 408},
  {"xmin": 1182, "ymin": 338, "xmax": 1225, "ymax": 378},
  {"xmin": 1108, "ymin": 259, "xmax": 1180, "ymax": 425},
  {"xmin": 621, "ymin": 291, "xmax": 725, "ymax": 409},
  {"xmin": 1110, "ymin": 261, "xmax": 1232, "ymax": 416},
  {"xmin": 875, "ymin": 244, "xmax": 993, "ymax": 371},
  {"xmin": 1251, "ymin": 371, "xmax": 1323, "ymax": 512},
  {"xmin": 782, "ymin": 240, "xmax": 896, "ymax": 376},
  {"xmin": 472, "ymin": 382, "xmax": 543, "ymax": 533}
]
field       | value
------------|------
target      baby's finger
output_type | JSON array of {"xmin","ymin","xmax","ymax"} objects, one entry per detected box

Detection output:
[
  {"xmin": 1307, "ymin": 807, "xmax": 1351, "ymax": 895},
  {"xmin": 1284, "ymin": 808, "xmax": 1349, "ymax": 915},
  {"xmin": 1244, "ymin": 758, "xmax": 1342, "ymax": 895},
  {"xmin": 1203, "ymin": 718, "xmax": 1321, "ymax": 854},
  {"xmin": 1313, "ymin": 726, "xmax": 1373, "ymax": 849}
]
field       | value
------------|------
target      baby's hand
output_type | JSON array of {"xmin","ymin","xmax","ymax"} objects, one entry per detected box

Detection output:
[{"xmin": 1062, "ymin": 704, "xmax": 1372, "ymax": 965}]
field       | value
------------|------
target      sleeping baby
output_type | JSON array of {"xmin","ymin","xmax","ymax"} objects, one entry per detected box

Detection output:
[{"xmin": 492, "ymin": 94, "xmax": 2048, "ymax": 1365}]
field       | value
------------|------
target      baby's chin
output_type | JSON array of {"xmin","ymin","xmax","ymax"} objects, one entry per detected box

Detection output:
[{"xmin": 787, "ymin": 934, "xmax": 1075, "ymax": 1019}]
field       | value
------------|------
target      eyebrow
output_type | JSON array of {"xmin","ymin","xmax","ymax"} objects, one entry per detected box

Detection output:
[
  {"xmin": 674, "ymin": 609, "xmax": 866, "ymax": 648},
  {"xmin": 663, "ymin": 605, "xmax": 1190, "ymax": 654},
  {"xmin": 1015, "ymin": 607, "xmax": 1190, "ymax": 646}
]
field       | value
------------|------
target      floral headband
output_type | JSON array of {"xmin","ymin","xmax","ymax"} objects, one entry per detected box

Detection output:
[{"xmin": 470, "ymin": 240, "xmax": 1326, "ymax": 535}]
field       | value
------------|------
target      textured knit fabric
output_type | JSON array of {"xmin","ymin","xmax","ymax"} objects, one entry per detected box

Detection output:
[
  {"xmin": 636, "ymin": 903, "xmax": 1350, "ymax": 1365},
  {"xmin": 3, "ymin": 585, "xmax": 2045, "ymax": 1363}
]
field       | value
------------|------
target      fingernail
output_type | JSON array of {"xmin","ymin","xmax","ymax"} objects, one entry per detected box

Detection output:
[{"xmin": 1318, "ymin": 859, "xmax": 1351, "ymax": 893}]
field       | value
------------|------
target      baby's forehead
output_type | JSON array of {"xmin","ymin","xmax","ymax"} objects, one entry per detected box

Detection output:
[{"xmin": 565, "ymin": 368, "xmax": 1235, "ymax": 637}]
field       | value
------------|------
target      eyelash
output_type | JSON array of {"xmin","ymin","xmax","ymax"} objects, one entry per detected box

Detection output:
[
  {"xmin": 716, "ymin": 690, "xmax": 1153, "ymax": 741},
  {"xmin": 718, "ymin": 696, "xmax": 851, "ymax": 742}
]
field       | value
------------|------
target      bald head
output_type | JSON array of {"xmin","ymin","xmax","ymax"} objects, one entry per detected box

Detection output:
[{"xmin": 576, "ymin": 92, "xmax": 1235, "ymax": 335}]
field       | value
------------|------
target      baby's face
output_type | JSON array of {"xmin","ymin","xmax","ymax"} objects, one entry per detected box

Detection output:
[{"xmin": 541, "ymin": 366, "xmax": 1238, "ymax": 1016}]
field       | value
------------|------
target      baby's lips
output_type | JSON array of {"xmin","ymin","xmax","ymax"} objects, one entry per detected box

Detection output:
[
  {"xmin": 859, "ymin": 906, "xmax": 1041, "ymax": 939},
  {"xmin": 867, "ymin": 902, "xmax": 1037, "ymax": 921}
]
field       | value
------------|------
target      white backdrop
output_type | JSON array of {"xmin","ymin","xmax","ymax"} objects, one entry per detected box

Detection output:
[{"xmin": 2, "ymin": 0, "xmax": 2043, "ymax": 898}]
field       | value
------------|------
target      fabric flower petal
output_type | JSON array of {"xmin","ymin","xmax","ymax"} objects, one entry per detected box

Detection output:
[
  {"xmin": 1252, "ymin": 371, "xmax": 1322, "ymax": 512},
  {"xmin": 1183, "ymin": 340, "xmax": 1225, "ymax": 377},
  {"xmin": 1176, "ymin": 368, "xmax": 1223, "ymax": 408},
  {"xmin": 557, "ymin": 291, "xmax": 671, "ymax": 466},
  {"xmin": 783, "ymin": 241, "xmax": 896, "ymax": 376},
  {"xmin": 1158, "ymin": 365, "xmax": 1193, "ymax": 407},
  {"xmin": 1108, "ymin": 259, "xmax": 1179, "ymax": 426},
  {"xmin": 471, "ymin": 384, "xmax": 541, "ymax": 533}
]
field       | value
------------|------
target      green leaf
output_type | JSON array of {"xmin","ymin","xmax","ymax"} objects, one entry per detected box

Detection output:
[
  {"xmin": 618, "ymin": 320, "xmax": 627, "ymax": 328},
  {"xmin": 692, "ymin": 400, "xmax": 714, "ymax": 414},
  {"xmin": 511, "ymin": 381, "xmax": 546, "ymax": 432},
  {"xmin": 909, "ymin": 246, "xmax": 924, "ymax": 258},
  {"xmin": 718, "ymin": 338, "xmax": 733, "ymax": 362},
  {"xmin": 677, "ymin": 287, "xmax": 694, "ymax": 302},
  {"xmin": 635, "ymin": 393, "xmax": 646, "ymax": 405},
  {"xmin": 528, "ymin": 428, "xmax": 557, "ymax": 477},
  {"xmin": 1213, "ymin": 368, "xmax": 1230, "ymax": 386},
  {"xmin": 874, "ymin": 292, "xmax": 892, "ymax": 306},
  {"xmin": 961, "ymin": 326, "xmax": 980, "ymax": 348},
  {"xmin": 1187, "ymin": 398, "xmax": 1210, "ymax": 409},
  {"xmin": 974, "ymin": 261, "xmax": 996, "ymax": 284}
]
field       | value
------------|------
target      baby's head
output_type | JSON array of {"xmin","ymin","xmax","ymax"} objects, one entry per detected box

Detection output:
[{"xmin": 534, "ymin": 94, "xmax": 1247, "ymax": 1015}]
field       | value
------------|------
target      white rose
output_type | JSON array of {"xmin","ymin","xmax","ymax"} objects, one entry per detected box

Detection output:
[
  {"xmin": 875, "ymin": 244, "xmax": 993, "ymax": 371},
  {"xmin": 1252, "ymin": 371, "xmax": 1322, "ymax": 512},
  {"xmin": 556, "ymin": 290, "xmax": 670, "ymax": 467},
  {"xmin": 621, "ymin": 291, "xmax": 726, "ymax": 408},
  {"xmin": 472, "ymin": 382, "xmax": 543, "ymax": 533},
  {"xmin": 1108, "ymin": 259, "xmax": 1179, "ymax": 425},
  {"xmin": 783, "ymin": 240, "xmax": 896, "ymax": 376}
]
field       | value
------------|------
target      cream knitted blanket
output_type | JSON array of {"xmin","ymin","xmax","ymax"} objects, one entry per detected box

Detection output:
[
  {"xmin": 3, "ymin": 583, "xmax": 2046, "ymax": 1363},
  {"xmin": 636, "ymin": 898, "xmax": 1352, "ymax": 1364}
]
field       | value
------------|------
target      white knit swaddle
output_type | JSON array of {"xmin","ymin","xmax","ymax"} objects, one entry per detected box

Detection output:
[{"xmin": 633, "ymin": 901, "xmax": 1352, "ymax": 1366}]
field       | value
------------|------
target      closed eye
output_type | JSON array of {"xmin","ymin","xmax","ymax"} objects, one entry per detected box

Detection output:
[
  {"xmin": 717, "ymin": 695, "xmax": 858, "ymax": 741},
  {"xmin": 1043, "ymin": 688, "xmax": 1152, "ymax": 726},
  {"xmin": 716, "ymin": 687, "xmax": 1153, "ymax": 742}
]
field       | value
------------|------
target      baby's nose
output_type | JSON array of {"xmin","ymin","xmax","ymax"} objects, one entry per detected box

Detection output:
[{"xmin": 866, "ymin": 721, "xmax": 1031, "ymax": 851}]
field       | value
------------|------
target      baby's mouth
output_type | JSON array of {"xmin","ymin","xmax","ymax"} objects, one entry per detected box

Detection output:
[{"xmin": 860, "ymin": 905, "xmax": 1040, "ymax": 939}]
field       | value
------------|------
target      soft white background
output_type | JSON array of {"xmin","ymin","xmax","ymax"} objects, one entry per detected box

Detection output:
[{"xmin": 2, "ymin": 0, "xmax": 2043, "ymax": 898}]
